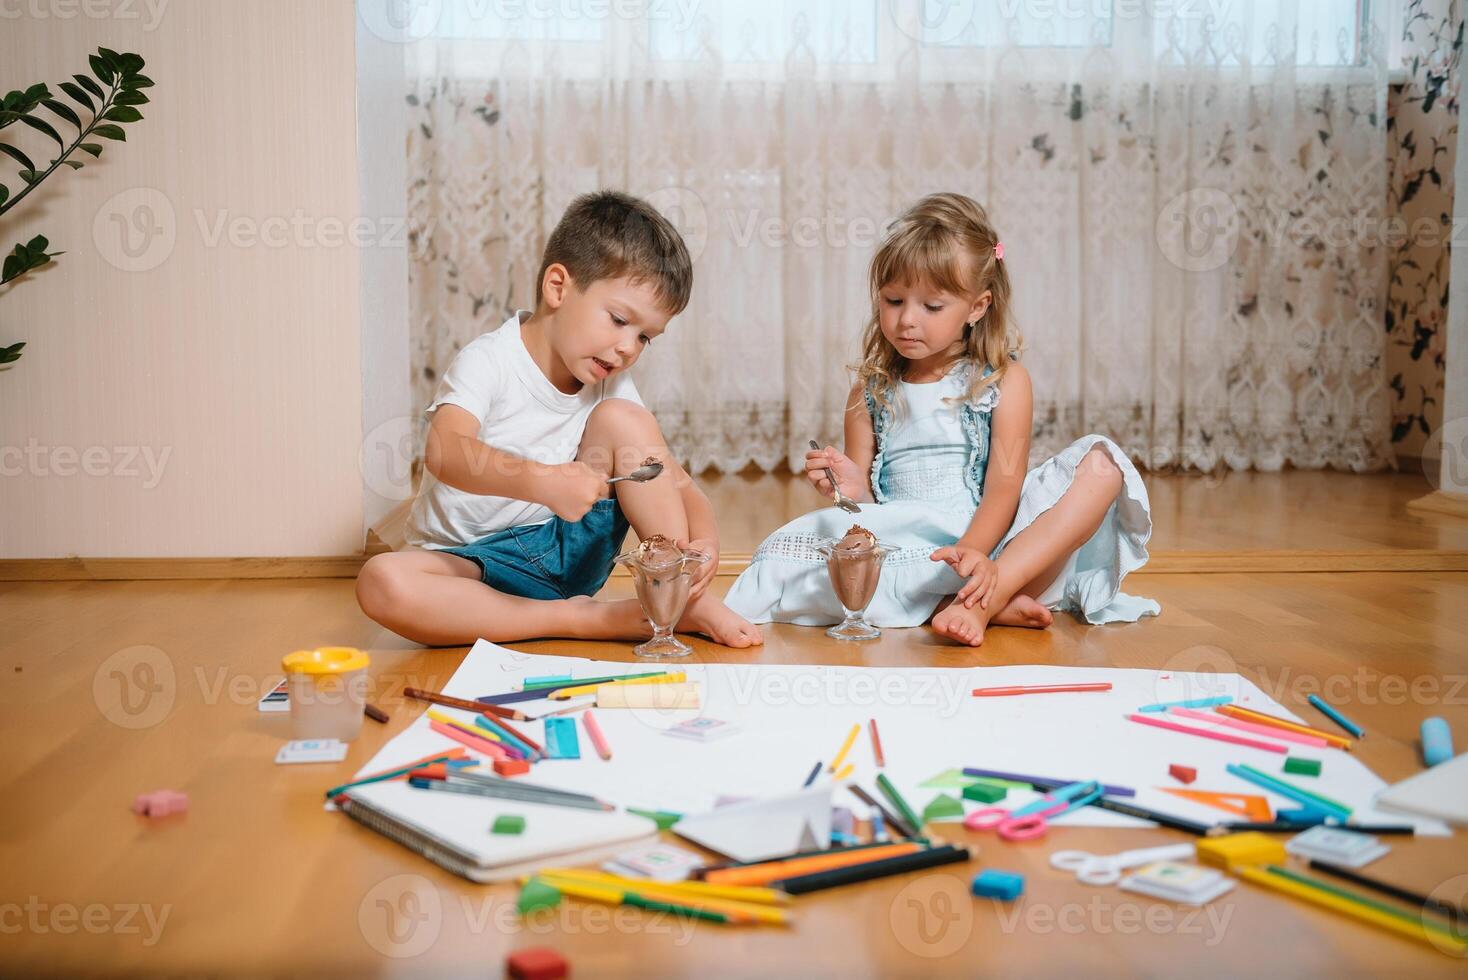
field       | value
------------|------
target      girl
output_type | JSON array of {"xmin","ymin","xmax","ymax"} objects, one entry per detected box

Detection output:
[{"xmin": 725, "ymin": 193, "xmax": 1159, "ymax": 646}]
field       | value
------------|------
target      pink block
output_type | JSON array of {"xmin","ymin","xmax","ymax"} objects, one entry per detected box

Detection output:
[{"xmin": 132, "ymin": 789, "xmax": 189, "ymax": 817}]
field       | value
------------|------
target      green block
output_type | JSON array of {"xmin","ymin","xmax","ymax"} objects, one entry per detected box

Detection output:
[
  {"xmin": 1283, "ymin": 757, "xmax": 1322, "ymax": 777},
  {"xmin": 517, "ymin": 878, "xmax": 562, "ymax": 915},
  {"xmin": 628, "ymin": 808, "xmax": 682, "ymax": 830},
  {"xmin": 963, "ymin": 781, "xmax": 1008, "ymax": 804},
  {"xmin": 493, "ymin": 814, "xmax": 526, "ymax": 835},
  {"xmin": 922, "ymin": 793, "xmax": 965, "ymax": 822}
]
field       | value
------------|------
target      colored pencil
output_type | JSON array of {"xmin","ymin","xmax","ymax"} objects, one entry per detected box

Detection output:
[
  {"xmin": 801, "ymin": 760, "xmax": 822, "ymax": 787},
  {"xmin": 1215, "ymin": 822, "xmax": 1415, "ymax": 835},
  {"xmin": 876, "ymin": 773, "xmax": 925, "ymax": 833},
  {"xmin": 704, "ymin": 843, "xmax": 922, "ymax": 886},
  {"xmin": 1082, "ymin": 796, "xmax": 1213, "ymax": 836},
  {"xmin": 541, "ymin": 869, "xmax": 792, "ymax": 906},
  {"xmin": 536, "ymin": 872, "xmax": 791, "ymax": 923},
  {"xmin": 1125, "ymin": 713, "xmax": 1288, "ymax": 753},
  {"xmin": 1216, "ymin": 705, "xmax": 1353, "ymax": 750},
  {"xmin": 777, "ymin": 845, "xmax": 971, "ymax": 895},
  {"xmin": 1307, "ymin": 860, "xmax": 1466, "ymax": 925},
  {"xmin": 484, "ymin": 714, "xmax": 544, "ymax": 755},
  {"xmin": 531, "ymin": 875, "xmax": 745, "ymax": 924},
  {"xmin": 523, "ymin": 698, "xmax": 595, "ymax": 720},
  {"xmin": 962, "ymin": 768, "xmax": 1137, "ymax": 798},
  {"xmin": 833, "ymin": 763, "xmax": 855, "ymax": 781},
  {"xmin": 408, "ymin": 772, "xmax": 614, "ymax": 811},
  {"xmin": 972, "ymin": 682, "xmax": 1112, "ymax": 697},
  {"xmin": 692, "ymin": 840, "xmax": 900, "ymax": 878},
  {"xmin": 1238, "ymin": 866, "xmax": 1466, "ymax": 955},
  {"xmin": 869, "ymin": 719, "xmax": 885, "ymax": 767},
  {"xmin": 363, "ymin": 703, "xmax": 389, "ymax": 723},
  {"xmin": 828, "ymin": 724, "xmax": 860, "ymax": 773},
  {"xmin": 1307, "ymin": 694, "xmax": 1365, "ymax": 739},
  {"xmin": 848, "ymin": 785, "xmax": 917, "ymax": 839},
  {"xmin": 323, "ymin": 748, "xmax": 468, "ymax": 799},
  {"xmin": 1225, "ymin": 763, "xmax": 1352, "ymax": 820},
  {"xmin": 552, "ymin": 672, "xmax": 687, "ymax": 700},
  {"xmin": 1137, "ymin": 695, "xmax": 1232, "ymax": 713},
  {"xmin": 521, "ymin": 670, "xmax": 667, "ymax": 691},
  {"xmin": 582, "ymin": 710, "xmax": 612, "ymax": 761},
  {"xmin": 428, "ymin": 719, "xmax": 512, "ymax": 759},
  {"xmin": 427, "ymin": 709, "xmax": 525, "ymax": 757},
  {"xmin": 472, "ymin": 715, "xmax": 537, "ymax": 760},
  {"xmin": 402, "ymin": 686, "xmax": 527, "ymax": 721},
  {"xmin": 1265, "ymin": 866, "xmax": 1466, "ymax": 951},
  {"xmin": 1169, "ymin": 707, "xmax": 1329, "ymax": 747}
]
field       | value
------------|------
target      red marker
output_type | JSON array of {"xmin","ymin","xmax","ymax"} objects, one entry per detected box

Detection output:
[{"xmin": 971, "ymin": 683, "xmax": 1113, "ymax": 697}]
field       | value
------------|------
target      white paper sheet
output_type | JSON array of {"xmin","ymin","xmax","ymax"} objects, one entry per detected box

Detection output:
[{"xmin": 355, "ymin": 640, "xmax": 1450, "ymax": 836}]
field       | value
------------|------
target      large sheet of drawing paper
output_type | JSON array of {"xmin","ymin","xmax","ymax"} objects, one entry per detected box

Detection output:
[{"xmin": 354, "ymin": 640, "xmax": 1449, "ymax": 835}]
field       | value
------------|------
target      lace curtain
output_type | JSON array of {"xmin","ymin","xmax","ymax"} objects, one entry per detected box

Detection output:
[{"xmin": 401, "ymin": 1, "xmax": 1393, "ymax": 473}]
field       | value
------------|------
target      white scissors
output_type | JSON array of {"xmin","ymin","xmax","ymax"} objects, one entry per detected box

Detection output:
[{"xmin": 1048, "ymin": 843, "xmax": 1196, "ymax": 885}]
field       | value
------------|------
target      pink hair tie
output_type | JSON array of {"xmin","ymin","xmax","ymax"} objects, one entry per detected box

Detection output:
[{"xmin": 994, "ymin": 241, "xmax": 1005, "ymax": 260}]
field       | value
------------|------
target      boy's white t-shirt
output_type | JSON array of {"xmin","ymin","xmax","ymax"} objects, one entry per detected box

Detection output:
[{"xmin": 406, "ymin": 311, "xmax": 643, "ymax": 549}]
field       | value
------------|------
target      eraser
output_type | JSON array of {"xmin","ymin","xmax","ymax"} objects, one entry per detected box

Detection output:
[
  {"xmin": 493, "ymin": 815, "xmax": 526, "ymax": 835},
  {"xmin": 963, "ymin": 782, "xmax": 1008, "ymax": 804},
  {"xmin": 1422, "ymin": 717, "xmax": 1453, "ymax": 767},
  {"xmin": 131, "ymin": 789, "xmax": 189, "ymax": 817},
  {"xmin": 972, "ymin": 869, "xmax": 1024, "ymax": 901},
  {"xmin": 507, "ymin": 946, "xmax": 567, "ymax": 980},
  {"xmin": 1283, "ymin": 757, "xmax": 1322, "ymax": 777},
  {"xmin": 495, "ymin": 757, "xmax": 531, "ymax": 777},
  {"xmin": 1196, "ymin": 832, "xmax": 1287, "ymax": 870},
  {"xmin": 1168, "ymin": 764, "xmax": 1197, "ymax": 784}
]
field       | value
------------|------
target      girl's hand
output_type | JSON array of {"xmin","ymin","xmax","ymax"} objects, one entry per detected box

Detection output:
[
  {"xmin": 930, "ymin": 544, "xmax": 999, "ymax": 609},
  {"xmin": 677, "ymin": 537, "xmax": 719, "ymax": 601},
  {"xmin": 804, "ymin": 446, "xmax": 868, "ymax": 503}
]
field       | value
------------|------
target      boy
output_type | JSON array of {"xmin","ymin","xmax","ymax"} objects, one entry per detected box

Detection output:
[{"xmin": 357, "ymin": 191, "xmax": 762, "ymax": 648}]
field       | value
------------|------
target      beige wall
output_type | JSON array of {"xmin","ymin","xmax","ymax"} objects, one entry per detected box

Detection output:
[{"xmin": 0, "ymin": 0, "xmax": 366, "ymax": 557}]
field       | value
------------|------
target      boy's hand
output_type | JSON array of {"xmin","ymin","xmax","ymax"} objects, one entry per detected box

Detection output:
[
  {"xmin": 677, "ymin": 537, "xmax": 719, "ymax": 600},
  {"xmin": 930, "ymin": 544, "xmax": 999, "ymax": 609},
  {"xmin": 542, "ymin": 461, "xmax": 607, "ymax": 522},
  {"xmin": 804, "ymin": 446, "xmax": 867, "ymax": 503}
]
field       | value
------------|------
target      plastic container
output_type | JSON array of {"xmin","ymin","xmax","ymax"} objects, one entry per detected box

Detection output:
[{"xmin": 281, "ymin": 646, "xmax": 370, "ymax": 741}]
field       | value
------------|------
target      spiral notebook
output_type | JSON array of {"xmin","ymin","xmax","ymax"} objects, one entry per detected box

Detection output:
[{"xmin": 338, "ymin": 779, "xmax": 658, "ymax": 882}]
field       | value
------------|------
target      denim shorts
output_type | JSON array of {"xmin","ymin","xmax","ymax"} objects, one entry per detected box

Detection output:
[{"xmin": 442, "ymin": 498, "xmax": 631, "ymax": 600}]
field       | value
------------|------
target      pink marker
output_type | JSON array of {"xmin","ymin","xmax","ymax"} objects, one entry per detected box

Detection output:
[
  {"xmin": 1125, "ymin": 713, "xmax": 1288, "ymax": 754},
  {"xmin": 1169, "ymin": 707, "xmax": 1330, "ymax": 747},
  {"xmin": 583, "ymin": 710, "xmax": 612, "ymax": 761}
]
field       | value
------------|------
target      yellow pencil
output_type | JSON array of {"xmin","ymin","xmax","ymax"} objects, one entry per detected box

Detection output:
[
  {"xmin": 426, "ymin": 709, "xmax": 507, "ymax": 743},
  {"xmin": 538, "ymin": 868, "xmax": 791, "ymax": 905},
  {"xmin": 833, "ymin": 762, "xmax": 855, "ymax": 781},
  {"xmin": 535, "ymin": 872, "xmax": 791, "ymax": 925},
  {"xmin": 551, "ymin": 672, "xmax": 687, "ymax": 700},
  {"xmin": 828, "ymin": 723, "xmax": 860, "ymax": 773},
  {"xmin": 1237, "ymin": 866, "xmax": 1467, "ymax": 956}
]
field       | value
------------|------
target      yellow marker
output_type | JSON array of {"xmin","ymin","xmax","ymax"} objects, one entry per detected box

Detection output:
[
  {"xmin": 537, "ymin": 874, "xmax": 792, "ymax": 927},
  {"xmin": 552, "ymin": 672, "xmax": 687, "ymax": 700},
  {"xmin": 1237, "ymin": 866, "xmax": 1467, "ymax": 956},
  {"xmin": 833, "ymin": 762, "xmax": 855, "ymax": 781},
  {"xmin": 539, "ymin": 868, "xmax": 791, "ymax": 905},
  {"xmin": 827, "ymin": 723, "xmax": 861, "ymax": 773}
]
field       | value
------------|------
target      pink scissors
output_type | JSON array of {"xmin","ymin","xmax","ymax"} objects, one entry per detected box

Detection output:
[{"xmin": 963, "ymin": 780, "xmax": 1102, "ymax": 841}]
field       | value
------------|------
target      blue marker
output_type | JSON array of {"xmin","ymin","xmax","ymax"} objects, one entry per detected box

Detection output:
[
  {"xmin": 1308, "ymin": 694, "xmax": 1364, "ymax": 739},
  {"xmin": 1137, "ymin": 695, "xmax": 1233, "ymax": 713}
]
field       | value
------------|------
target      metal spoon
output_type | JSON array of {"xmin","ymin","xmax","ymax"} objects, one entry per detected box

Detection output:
[
  {"xmin": 808, "ymin": 440, "xmax": 862, "ymax": 513},
  {"xmin": 606, "ymin": 461, "xmax": 665, "ymax": 485}
]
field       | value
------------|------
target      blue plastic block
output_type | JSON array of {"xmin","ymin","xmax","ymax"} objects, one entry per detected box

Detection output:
[{"xmin": 972, "ymin": 869, "xmax": 1024, "ymax": 901}]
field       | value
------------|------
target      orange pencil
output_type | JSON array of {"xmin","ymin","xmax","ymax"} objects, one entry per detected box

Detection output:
[
  {"xmin": 583, "ymin": 710, "xmax": 612, "ymax": 761},
  {"xmin": 1217, "ymin": 705, "xmax": 1353, "ymax": 750},
  {"xmin": 704, "ymin": 843, "xmax": 921, "ymax": 887},
  {"xmin": 869, "ymin": 719, "xmax": 886, "ymax": 768}
]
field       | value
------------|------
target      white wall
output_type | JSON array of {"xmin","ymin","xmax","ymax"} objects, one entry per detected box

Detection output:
[{"xmin": 0, "ymin": 0, "xmax": 375, "ymax": 558}]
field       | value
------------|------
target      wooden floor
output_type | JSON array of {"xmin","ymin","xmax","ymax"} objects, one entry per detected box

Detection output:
[{"xmin": 3, "ymin": 559, "xmax": 1468, "ymax": 973}]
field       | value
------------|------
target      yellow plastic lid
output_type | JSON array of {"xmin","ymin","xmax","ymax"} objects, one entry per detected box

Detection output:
[{"xmin": 282, "ymin": 646, "xmax": 370, "ymax": 675}]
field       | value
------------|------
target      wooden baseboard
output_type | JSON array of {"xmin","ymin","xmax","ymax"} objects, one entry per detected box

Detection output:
[
  {"xmin": 1406, "ymin": 490, "xmax": 1468, "ymax": 520},
  {"xmin": 3, "ymin": 548, "xmax": 1467, "ymax": 581}
]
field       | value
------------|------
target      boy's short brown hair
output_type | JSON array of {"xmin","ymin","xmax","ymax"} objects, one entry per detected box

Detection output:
[{"xmin": 535, "ymin": 190, "xmax": 693, "ymax": 316}]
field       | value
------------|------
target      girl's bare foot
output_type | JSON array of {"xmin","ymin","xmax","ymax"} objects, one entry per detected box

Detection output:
[
  {"xmin": 678, "ymin": 594, "xmax": 764, "ymax": 648},
  {"xmin": 932, "ymin": 598, "xmax": 991, "ymax": 647},
  {"xmin": 990, "ymin": 594, "xmax": 1054, "ymax": 629}
]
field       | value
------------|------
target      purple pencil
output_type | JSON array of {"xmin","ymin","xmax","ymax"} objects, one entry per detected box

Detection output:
[{"xmin": 963, "ymin": 767, "xmax": 1136, "ymax": 798}]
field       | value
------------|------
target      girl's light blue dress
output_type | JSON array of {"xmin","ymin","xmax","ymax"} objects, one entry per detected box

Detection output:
[{"xmin": 725, "ymin": 363, "xmax": 1161, "ymax": 627}]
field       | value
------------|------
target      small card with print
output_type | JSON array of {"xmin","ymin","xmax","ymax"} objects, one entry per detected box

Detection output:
[
  {"xmin": 1119, "ymin": 861, "xmax": 1235, "ymax": 905},
  {"xmin": 1285, "ymin": 826, "xmax": 1390, "ymax": 868},
  {"xmin": 275, "ymin": 738, "xmax": 348, "ymax": 764},
  {"xmin": 663, "ymin": 717, "xmax": 740, "ymax": 742}
]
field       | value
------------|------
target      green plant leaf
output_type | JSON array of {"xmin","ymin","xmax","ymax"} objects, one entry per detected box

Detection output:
[
  {"xmin": 114, "ymin": 90, "xmax": 150, "ymax": 106},
  {"xmin": 23, "ymin": 83, "xmax": 50, "ymax": 103},
  {"xmin": 60, "ymin": 160, "xmax": 82, "ymax": 170},
  {"xmin": 0, "ymin": 184, "xmax": 7, "ymax": 207},
  {"xmin": 19, "ymin": 115, "xmax": 64, "ymax": 148},
  {"xmin": 103, "ymin": 106, "xmax": 143, "ymax": 123},
  {"xmin": 59, "ymin": 81, "xmax": 95, "ymax": 112},
  {"xmin": 118, "ymin": 53, "xmax": 146, "ymax": 74},
  {"xmin": 92, "ymin": 124, "xmax": 126, "ymax": 141},
  {"xmin": 17, "ymin": 169, "xmax": 40, "ymax": 184},
  {"xmin": 42, "ymin": 98, "xmax": 82, "ymax": 129},
  {"xmin": 79, "ymin": 143, "xmax": 102, "ymax": 157},
  {"xmin": 0, "ymin": 342, "xmax": 24, "ymax": 364},
  {"xmin": 120, "ymin": 74, "xmax": 155, "ymax": 90},
  {"xmin": 0, "ymin": 142, "xmax": 36, "ymax": 171},
  {"xmin": 88, "ymin": 55, "xmax": 114, "ymax": 85},
  {"xmin": 25, "ymin": 235, "xmax": 47, "ymax": 252},
  {"xmin": 74, "ymin": 74, "xmax": 105, "ymax": 99},
  {"xmin": 97, "ymin": 47, "xmax": 123, "ymax": 71}
]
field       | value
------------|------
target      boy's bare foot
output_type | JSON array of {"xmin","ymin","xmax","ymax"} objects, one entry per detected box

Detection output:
[
  {"xmin": 932, "ymin": 598, "xmax": 992, "ymax": 647},
  {"xmin": 565, "ymin": 596, "xmax": 654, "ymax": 641},
  {"xmin": 990, "ymin": 594, "xmax": 1054, "ymax": 629},
  {"xmin": 677, "ymin": 594, "xmax": 764, "ymax": 648}
]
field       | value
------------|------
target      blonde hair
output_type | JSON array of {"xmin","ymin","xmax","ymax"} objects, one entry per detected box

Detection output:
[{"xmin": 855, "ymin": 193, "xmax": 1018, "ymax": 415}]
